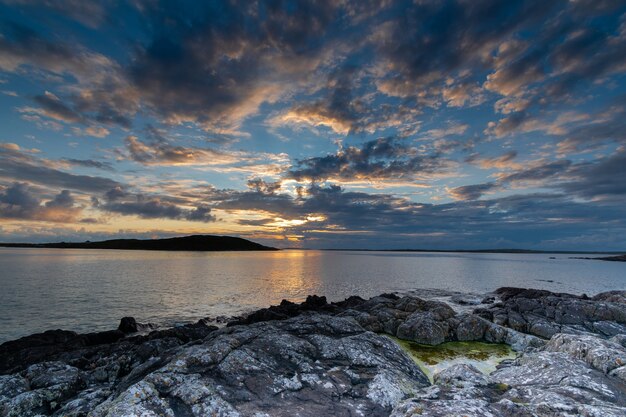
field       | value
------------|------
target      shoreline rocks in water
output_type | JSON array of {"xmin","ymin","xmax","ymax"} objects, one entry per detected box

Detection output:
[
  {"xmin": 570, "ymin": 254, "xmax": 626, "ymax": 262},
  {"xmin": 1, "ymin": 287, "xmax": 625, "ymax": 416}
]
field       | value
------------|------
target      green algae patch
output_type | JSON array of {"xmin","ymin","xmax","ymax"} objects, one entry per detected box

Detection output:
[{"xmin": 389, "ymin": 337, "xmax": 517, "ymax": 382}]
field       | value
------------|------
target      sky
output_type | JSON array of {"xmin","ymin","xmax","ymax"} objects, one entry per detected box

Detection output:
[{"xmin": 0, "ymin": 0, "xmax": 626, "ymax": 250}]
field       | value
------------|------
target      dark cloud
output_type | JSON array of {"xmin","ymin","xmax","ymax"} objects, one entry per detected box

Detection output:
[
  {"xmin": 450, "ymin": 159, "xmax": 573, "ymax": 200},
  {"xmin": 2, "ymin": 0, "xmax": 108, "ymax": 28},
  {"xmin": 557, "ymin": 98, "xmax": 626, "ymax": 152},
  {"xmin": 450, "ymin": 149, "xmax": 626, "ymax": 202},
  {"xmin": 288, "ymin": 137, "xmax": 453, "ymax": 182},
  {"xmin": 124, "ymin": 135, "xmax": 236, "ymax": 166},
  {"xmin": 0, "ymin": 144, "xmax": 122, "ymax": 193},
  {"xmin": 466, "ymin": 151, "xmax": 518, "ymax": 169},
  {"xmin": 0, "ymin": 182, "xmax": 38, "ymax": 207},
  {"xmin": 95, "ymin": 188, "xmax": 216, "ymax": 223},
  {"xmin": 33, "ymin": 92, "xmax": 83, "ymax": 123},
  {"xmin": 0, "ymin": 20, "xmax": 89, "ymax": 75},
  {"xmin": 449, "ymin": 182, "xmax": 499, "ymax": 201},
  {"xmin": 500, "ymin": 160, "xmax": 572, "ymax": 183},
  {"xmin": 210, "ymin": 181, "xmax": 626, "ymax": 249},
  {"xmin": 124, "ymin": 0, "xmax": 346, "ymax": 131},
  {"xmin": 0, "ymin": 19, "xmax": 137, "ymax": 129},
  {"xmin": 0, "ymin": 183, "xmax": 80, "ymax": 222},
  {"xmin": 561, "ymin": 148, "xmax": 626, "ymax": 200},
  {"xmin": 45, "ymin": 189, "xmax": 74, "ymax": 208},
  {"xmin": 247, "ymin": 178, "xmax": 282, "ymax": 194},
  {"xmin": 276, "ymin": 66, "xmax": 421, "ymax": 136},
  {"xmin": 5, "ymin": 0, "xmax": 626, "ymax": 137},
  {"xmin": 61, "ymin": 158, "xmax": 114, "ymax": 171},
  {"xmin": 374, "ymin": 1, "xmax": 557, "ymax": 100}
]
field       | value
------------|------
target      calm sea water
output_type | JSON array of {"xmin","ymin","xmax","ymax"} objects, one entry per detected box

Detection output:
[{"xmin": 0, "ymin": 248, "xmax": 624, "ymax": 342}]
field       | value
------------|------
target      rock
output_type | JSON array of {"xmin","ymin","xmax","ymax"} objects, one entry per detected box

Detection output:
[
  {"xmin": 474, "ymin": 287, "xmax": 626, "ymax": 339},
  {"xmin": 391, "ymin": 397, "xmax": 497, "ymax": 417},
  {"xmin": 0, "ymin": 319, "xmax": 218, "ymax": 377},
  {"xmin": 117, "ymin": 317, "xmax": 138, "ymax": 333},
  {"xmin": 392, "ymin": 350, "xmax": 626, "ymax": 416},
  {"xmin": 543, "ymin": 333, "xmax": 626, "ymax": 377},
  {"xmin": 2, "ymin": 287, "xmax": 626, "ymax": 416},
  {"xmin": 396, "ymin": 311, "xmax": 450, "ymax": 345},
  {"xmin": 492, "ymin": 351, "xmax": 626, "ymax": 415},
  {"xmin": 91, "ymin": 314, "xmax": 429, "ymax": 417},
  {"xmin": 610, "ymin": 334, "xmax": 626, "ymax": 348},
  {"xmin": 433, "ymin": 364, "xmax": 490, "ymax": 387},
  {"xmin": 0, "ymin": 362, "xmax": 86, "ymax": 417},
  {"xmin": 594, "ymin": 290, "xmax": 626, "ymax": 304},
  {"xmin": 450, "ymin": 294, "xmax": 483, "ymax": 306}
]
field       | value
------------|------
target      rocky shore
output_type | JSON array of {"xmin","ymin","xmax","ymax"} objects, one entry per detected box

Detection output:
[{"xmin": 1, "ymin": 287, "xmax": 625, "ymax": 416}]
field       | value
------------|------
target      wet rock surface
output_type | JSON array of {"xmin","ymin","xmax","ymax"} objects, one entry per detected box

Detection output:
[
  {"xmin": 1, "ymin": 287, "xmax": 625, "ymax": 416},
  {"xmin": 474, "ymin": 287, "xmax": 626, "ymax": 339}
]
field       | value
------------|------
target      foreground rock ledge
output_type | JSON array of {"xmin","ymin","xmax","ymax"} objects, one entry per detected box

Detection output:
[{"xmin": 0, "ymin": 287, "xmax": 625, "ymax": 416}]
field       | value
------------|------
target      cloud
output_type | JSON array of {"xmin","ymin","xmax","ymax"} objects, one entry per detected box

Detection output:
[
  {"xmin": 31, "ymin": 91, "xmax": 83, "ymax": 123},
  {"xmin": 71, "ymin": 126, "xmax": 110, "ymax": 138},
  {"xmin": 124, "ymin": 136, "xmax": 238, "ymax": 166},
  {"xmin": 0, "ymin": 142, "xmax": 122, "ymax": 193},
  {"xmin": 287, "ymin": 137, "xmax": 454, "ymax": 183},
  {"xmin": 60, "ymin": 158, "xmax": 114, "ymax": 171},
  {"xmin": 2, "ymin": 0, "xmax": 108, "ymax": 28},
  {"xmin": 45, "ymin": 189, "xmax": 74, "ymax": 208},
  {"xmin": 555, "ymin": 98, "xmax": 626, "ymax": 152},
  {"xmin": 0, "ymin": 183, "xmax": 81, "ymax": 222},
  {"xmin": 94, "ymin": 187, "xmax": 216, "ymax": 223},
  {"xmin": 486, "ymin": 110, "xmax": 591, "ymax": 138},
  {"xmin": 561, "ymin": 147, "xmax": 626, "ymax": 200},
  {"xmin": 209, "ymin": 180, "xmax": 626, "ymax": 250},
  {"xmin": 2, "ymin": 1, "xmax": 626, "ymax": 250},
  {"xmin": 449, "ymin": 182, "xmax": 499, "ymax": 201},
  {"xmin": 466, "ymin": 151, "xmax": 520, "ymax": 169},
  {"xmin": 450, "ymin": 148, "xmax": 626, "ymax": 202},
  {"xmin": 449, "ymin": 159, "xmax": 573, "ymax": 200},
  {"xmin": 372, "ymin": 1, "xmax": 555, "ymax": 102},
  {"xmin": 271, "ymin": 66, "xmax": 422, "ymax": 136},
  {"xmin": 0, "ymin": 20, "xmax": 114, "ymax": 80},
  {"xmin": 122, "ymin": 0, "xmax": 346, "ymax": 132},
  {"xmin": 122, "ymin": 134, "xmax": 289, "ymax": 175}
]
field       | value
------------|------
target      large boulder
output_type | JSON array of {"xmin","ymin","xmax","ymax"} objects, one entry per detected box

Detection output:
[{"xmin": 90, "ymin": 314, "xmax": 429, "ymax": 417}]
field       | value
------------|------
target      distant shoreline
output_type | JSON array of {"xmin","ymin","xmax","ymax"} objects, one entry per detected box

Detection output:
[
  {"xmin": 287, "ymin": 248, "xmax": 626, "ymax": 255},
  {"xmin": 1, "ymin": 242, "xmax": 624, "ymax": 256},
  {"xmin": 0, "ymin": 234, "xmax": 277, "ymax": 252}
]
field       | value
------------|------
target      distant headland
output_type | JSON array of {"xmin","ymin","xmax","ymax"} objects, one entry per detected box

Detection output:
[{"xmin": 0, "ymin": 235, "xmax": 277, "ymax": 252}]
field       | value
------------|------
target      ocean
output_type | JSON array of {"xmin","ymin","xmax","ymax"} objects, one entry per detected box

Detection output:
[{"xmin": 0, "ymin": 248, "xmax": 624, "ymax": 342}]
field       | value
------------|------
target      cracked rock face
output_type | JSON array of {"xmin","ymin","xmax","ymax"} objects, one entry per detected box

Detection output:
[
  {"xmin": 392, "ymin": 347, "xmax": 626, "ymax": 417},
  {"xmin": 1, "ymin": 287, "xmax": 625, "ymax": 416},
  {"xmin": 474, "ymin": 287, "xmax": 626, "ymax": 339},
  {"xmin": 91, "ymin": 314, "xmax": 430, "ymax": 417}
]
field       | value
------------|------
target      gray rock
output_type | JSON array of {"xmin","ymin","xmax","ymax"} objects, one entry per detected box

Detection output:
[
  {"xmin": 433, "ymin": 364, "xmax": 490, "ymax": 387},
  {"xmin": 2, "ymin": 288, "xmax": 626, "ymax": 416},
  {"xmin": 90, "ymin": 314, "xmax": 429, "ymax": 417},
  {"xmin": 396, "ymin": 311, "xmax": 450, "ymax": 345},
  {"xmin": 610, "ymin": 334, "xmax": 626, "ymax": 347},
  {"xmin": 474, "ymin": 288, "xmax": 626, "ymax": 339},
  {"xmin": 391, "ymin": 397, "xmax": 498, "ymax": 417},
  {"xmin": 543, "ymin": 333, "xmax": 626, "ymax": 378},
  {"xmin": 392, "ymin": 351, "xmax": 626, "ymax": 417}
]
